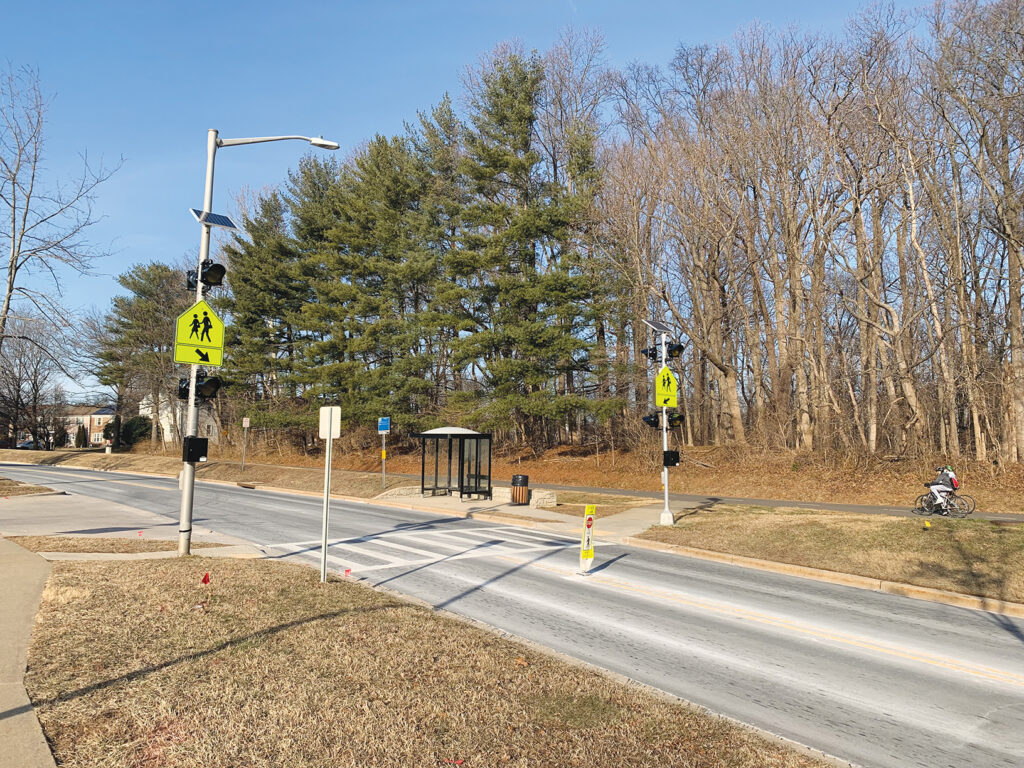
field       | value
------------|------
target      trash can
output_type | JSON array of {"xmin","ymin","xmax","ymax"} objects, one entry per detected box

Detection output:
[{"xmin": 511, "ymin": 474, "xmax": 529, "ymax": 505}]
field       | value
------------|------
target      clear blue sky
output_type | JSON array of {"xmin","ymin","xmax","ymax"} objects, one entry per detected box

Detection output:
[{"xmin": 6, "ymin": 0, "xmax": 920, "ymax": 324}]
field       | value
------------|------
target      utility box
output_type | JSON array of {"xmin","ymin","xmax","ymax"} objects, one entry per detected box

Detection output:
[
  {"xmin": 663, "ymin": 450, "xmax": 680, "ymax": 468},
  {"xmin": 183, "ymin": 436, "xmax": 209, "ymax": 463}
]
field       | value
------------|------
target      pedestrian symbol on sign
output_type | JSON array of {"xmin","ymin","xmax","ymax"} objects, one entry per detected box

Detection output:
[
  {"xmin": 655, "ymin": 365, "xmax": 678, "ymax": 408},
  {"xmin": 174, "ymin": 300, "xmax": 226, "ymax": 368}
]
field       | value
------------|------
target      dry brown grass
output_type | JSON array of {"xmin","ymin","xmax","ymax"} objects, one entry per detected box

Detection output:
[
  {"xmin": 26, "ymin": 556, "xmax": 827, "ymax": 768},
  {"xmin": 640, "ymin": 505, "xmax": 1024, "ymax": 602},
  {"xmin": 538, "ymin": 491, "xmax": 655, "ymax": 518},
  {"xmin": 0, "ymin": 473, "xmax": 55, "ymax": 497},
  {"xmin": 10, "ymin": 536, "xmax": 226, "ymax": 553}
]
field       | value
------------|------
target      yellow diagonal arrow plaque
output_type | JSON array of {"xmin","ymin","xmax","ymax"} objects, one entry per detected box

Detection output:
[{"xmin": 174, "ymin": 300, "xmax": 225, "ymax": 367}]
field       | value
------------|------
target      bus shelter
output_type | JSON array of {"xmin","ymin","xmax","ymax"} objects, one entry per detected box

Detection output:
[{"xmin": 413, "ymin": 427, "xmax": 492, "ymax": 500}]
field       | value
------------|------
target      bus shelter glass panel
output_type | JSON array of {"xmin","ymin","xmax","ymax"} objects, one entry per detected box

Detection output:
[
  {"xmin": 415, "ymin": 432, "xmax": 492, "ymax": 500},
  {"xmin": 459, "ymin": 437, "xmax": 491, "ymax": 499}
]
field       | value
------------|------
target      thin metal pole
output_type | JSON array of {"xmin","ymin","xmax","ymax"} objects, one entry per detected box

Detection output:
[
  {"xmin": 241, "ymin": 425, "xmax": 247, "ymax": 472},
  {"xmin": 320, "ymin": 410, "xmax": 333, "ymax": 583},
  {"xmin": 382, "ymin": 432, "xmax": 386, "ymax": 490},
  {"xmin": 178, "ymin": 128, "xmax": 218, "ymax": 556},
  {"xmin": 660, "ymin": 331, "xmax": 673, "ymax": 526}
]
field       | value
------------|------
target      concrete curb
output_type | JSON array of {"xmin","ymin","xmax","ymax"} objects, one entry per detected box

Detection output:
[
  {"xmin": 622, "ymin": 536, "xmax": 1024, "ymax": 619},
  {"xmin": 35, "ymin": 544, "xmax": 265, "ymax": 562}
]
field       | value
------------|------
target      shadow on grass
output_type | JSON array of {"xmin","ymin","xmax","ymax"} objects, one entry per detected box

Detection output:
[
  {"xmin": 910, "ymin": 523, "xmax": 1024, "ymax": 645},
  {"xmin": 671, "ymin": 497, "xmax": 722, "ymax": 523},
  {"xmin": 5, "ymin": 603, "xmax": 401, "ymax": 722}
]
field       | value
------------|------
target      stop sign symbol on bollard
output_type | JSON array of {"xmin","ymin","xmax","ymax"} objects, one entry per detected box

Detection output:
[{"xmin": 579, "ymin": 505, "xmax": 596, "ymax": 575}]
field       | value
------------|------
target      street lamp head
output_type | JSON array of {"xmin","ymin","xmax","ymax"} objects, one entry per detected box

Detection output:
[{"xmin": 309, "ymin": 136, "xmax": 340, "ymax": 150}]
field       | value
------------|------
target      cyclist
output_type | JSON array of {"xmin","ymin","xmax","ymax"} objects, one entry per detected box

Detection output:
[{"xmin": 926, "ymin": 465, "xmax": 959, "ymax": 514}]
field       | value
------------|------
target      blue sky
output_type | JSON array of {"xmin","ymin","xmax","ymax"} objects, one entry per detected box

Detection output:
[{"xmin": 6, "ymin": 0, "xmax": 920, "ymax": 325}]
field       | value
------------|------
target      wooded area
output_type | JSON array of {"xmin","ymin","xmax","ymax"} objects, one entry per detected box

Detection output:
[{"xmin": 89, "ymin": 0, "xmax": 1024, "ymax": 463}]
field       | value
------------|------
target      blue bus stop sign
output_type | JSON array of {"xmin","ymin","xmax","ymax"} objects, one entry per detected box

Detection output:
[{"xmin": 378, "ymin": 416, "xmax": 391, "ymax": 434}]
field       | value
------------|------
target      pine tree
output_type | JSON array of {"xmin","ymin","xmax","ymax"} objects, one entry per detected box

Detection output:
[
  {"xmin": 220, "ymin": 192, "xmax": 311, "ymax": 434},
  {"xmin": 299, "ymin": 136, "xmax": 438, "ymax": 428},
  {"xmin": 458, "ymin": 48, "xmax": 594, "ymax": 448},
  {"xmin": 97, "ymin": 263, "xmax": 190, "ymax": 445}
]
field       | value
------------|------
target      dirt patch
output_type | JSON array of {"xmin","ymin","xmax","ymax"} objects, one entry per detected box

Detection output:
[
  {"xmin": 538, "ymin": 491, "xmax": 655, "ymax": 519},
  {"xmin": 25, "ymin": 557, "xmax": 827, "ymax": 768},
  {"xmin": 640, "ymin": 505, "xmax": 1024, "ymax": 603},
  {"xmin": 10, "ymin": 536, "xmax": 226, "ymax": 553}
]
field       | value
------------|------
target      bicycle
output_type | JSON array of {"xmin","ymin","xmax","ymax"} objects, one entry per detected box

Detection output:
[
  {"xmin": 953, "ymin": 493, "xmax": 977, "ymax": 514},
  {"xmin": 913, "ymin": 491, "xmax": 971, "ymax": 518}
]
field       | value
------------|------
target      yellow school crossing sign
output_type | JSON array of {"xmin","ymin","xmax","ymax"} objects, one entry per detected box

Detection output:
[
  {"xmin": 655, "ymin": 365, "xmax": 678, "ymax": 408},
  {"xmin": 174, "ymin": 300, "xmax": 225, "ymax": 367}
]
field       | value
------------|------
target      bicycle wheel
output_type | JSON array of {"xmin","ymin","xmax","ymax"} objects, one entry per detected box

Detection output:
[
  {"xmin": 957, "ymin": 494, "xmax": 977, "ymax": 513},
  {"xmin": 913, "ymin": 494, "xmax": 934, "ymax": 516},
  {"xmin": 946, "ymin": 496, "xmax": 971, "ymax": 518}
]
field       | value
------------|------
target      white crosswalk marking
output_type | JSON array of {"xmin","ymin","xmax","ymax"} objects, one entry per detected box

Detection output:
[{"xmin": 266, "ymin": 525, "xmax": 575, "ymax": 575}]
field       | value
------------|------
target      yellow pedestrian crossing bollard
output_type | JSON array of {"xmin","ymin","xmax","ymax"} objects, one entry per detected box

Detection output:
[{"xmin": 579, "ymin": 504, "xmax": 596, "ymax": 575}]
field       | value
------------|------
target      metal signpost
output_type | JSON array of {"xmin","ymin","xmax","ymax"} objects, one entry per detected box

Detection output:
[
  {"xmin": 579, "ymin": 504, "xmax": 596, "ymax": 575},
  {"xmin": 319, "ymin": 406, "xmax": 341, "ymax": 582},
  {"xmin": 378, "ymin": 416, "xmax": 390, "ymax": 490},
  {"xmin": 177, "ymin": 129, "xmax": 339, "ymax": 558},
  {"xmin": 241, "ymin": 417, "xmax": 250, "ymax": 472},
  {"xmin": 175, "ymin": 294, "xmax": 227, "ymax": 556},
  {"xmin": 644, "ymin": 318, "xmax": 678, "ymax": 526}
]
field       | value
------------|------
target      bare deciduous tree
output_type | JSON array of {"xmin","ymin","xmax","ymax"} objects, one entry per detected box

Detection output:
[{"xmin": 0, "ymin": 65, "xmax": 117, "ymax": 354}]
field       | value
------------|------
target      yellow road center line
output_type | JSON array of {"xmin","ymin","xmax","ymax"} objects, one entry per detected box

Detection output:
[{"xmin": 495, "ymin": 554, "xmax": 1024, "ymax": 690}]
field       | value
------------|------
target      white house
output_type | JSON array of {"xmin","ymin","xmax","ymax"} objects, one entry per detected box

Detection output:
[{"xmin": 138, "ymin": 392, "xmax": 220, "ymax": 445}]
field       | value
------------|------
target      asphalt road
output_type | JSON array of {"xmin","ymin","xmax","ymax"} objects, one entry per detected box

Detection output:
[{"xmin": 5, "ymin": 462, "xmax": 1024, "ymax": 768}]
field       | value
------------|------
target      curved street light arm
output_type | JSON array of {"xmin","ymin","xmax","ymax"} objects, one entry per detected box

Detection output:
[{"xmin": 218, "ymin": 135, "xmax": 340, "ymax": 149}]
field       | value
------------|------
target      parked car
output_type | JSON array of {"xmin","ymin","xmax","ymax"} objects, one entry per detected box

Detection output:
[{"xmin": 16, "ymin": 439, "xmax": 36, "ymax": 449}]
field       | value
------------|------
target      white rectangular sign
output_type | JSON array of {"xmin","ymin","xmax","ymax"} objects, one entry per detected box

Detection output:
[
  {"xmin": 318, "ymin": 406, "xmax": 341, "ymax": 440},
  {"xmin": 242, "ymin": 417, "xmax": 250, "ymax": 429}
]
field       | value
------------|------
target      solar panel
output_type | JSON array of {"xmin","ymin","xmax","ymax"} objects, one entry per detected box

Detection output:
[
  {"xmin": 642, "ymin": 318, "xmax": 672, "ymax": 333},
  {"xmin": 190, "ymin": 209, "xmax": 238, "ymax": 230}
]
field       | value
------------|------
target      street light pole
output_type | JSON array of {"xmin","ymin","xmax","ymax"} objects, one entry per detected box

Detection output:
[{"xmin": 177, "ymin": 129, "xmax": 339, "ymax": 556}]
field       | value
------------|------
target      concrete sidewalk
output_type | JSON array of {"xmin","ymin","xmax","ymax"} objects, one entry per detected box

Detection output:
[
  {"xmin": 0, "ymin": 492, "xmax": 253, "ymax": 544},
  {"xmin": 368, "ymin": 486, "xmax": 681, "ymax": 540},
  {"xmin": 0, "ymin": 537, "xmax": 54, "ymax": 768}
]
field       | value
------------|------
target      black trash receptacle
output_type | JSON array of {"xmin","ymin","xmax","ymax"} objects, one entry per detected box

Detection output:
[{"xmin": 511, "ymin": 474, "xmax": 529, "ymax": 505}]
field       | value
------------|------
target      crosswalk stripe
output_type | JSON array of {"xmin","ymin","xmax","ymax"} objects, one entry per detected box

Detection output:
[{"xmin": 265, "ymin": 524, "xmax": 576, "ymax": 576}]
